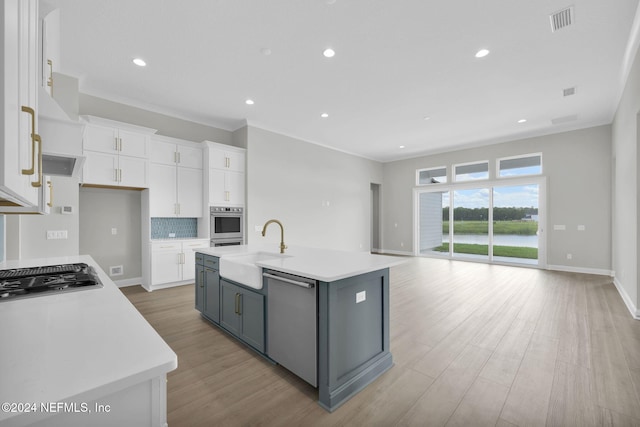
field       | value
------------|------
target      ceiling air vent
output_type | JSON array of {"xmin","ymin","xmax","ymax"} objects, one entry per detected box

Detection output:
[
  {"xmin": 563, "ymin": 87, "xmax": 576, "ymax": 97},
  {"xmin": 550, "ymin": 6, "xmax": 574, "ymax": 32}
]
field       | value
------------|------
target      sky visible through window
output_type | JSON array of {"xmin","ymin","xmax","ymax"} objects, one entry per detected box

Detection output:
[{"xmin": 440, "ymin": 185, "xmax": 538, "ymax": 209}]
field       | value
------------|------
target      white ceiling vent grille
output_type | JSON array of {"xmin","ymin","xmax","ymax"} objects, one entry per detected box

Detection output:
[
  {"xmin": 550, "ymin": 6, "xmax": 574, "ymax": 32},
  {"xmin": 563, "ymin": 87, "xmax": 576, "ymax": 97}
]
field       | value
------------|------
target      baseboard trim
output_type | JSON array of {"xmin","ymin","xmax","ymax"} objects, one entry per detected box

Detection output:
[
  {"xmin": 613, "ymin": 276, "xmax": 640, "ymax": 320},
  {"xmin": 376, "ymin": 249, "xmax": 413, "ymax": 256},
  {"xmin": 144, "ymin": 280, "xmax": 193, "ymax": 292},
  {"xmin": 113, "ymin": 277, "xmax": 143, "ymax": 288},
  {"xmin": 547, "ymin": 265, "xmax": 613, "ymax": 277}
]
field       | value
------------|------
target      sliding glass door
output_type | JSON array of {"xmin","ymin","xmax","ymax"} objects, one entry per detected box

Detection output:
[{"xmin": 416, "ymin": 178, "xmax": 544, "ymax": 267}]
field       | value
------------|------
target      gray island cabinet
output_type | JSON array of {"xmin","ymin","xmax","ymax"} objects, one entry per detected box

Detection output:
[{"xmin": 195, "ymin": 245, "xmax": 404, "ymax": 412}]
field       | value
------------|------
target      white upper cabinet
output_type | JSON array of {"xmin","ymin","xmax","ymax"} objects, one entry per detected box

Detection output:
[
  {"xmin": 206, "ymin": 141, "xmax": 245, "ymax": 207},
  {"xmin": 81, "ymin": 117, "xmax": 156, "ymax": 188},
  {"xmin": 149, "ymin": 136, "xmax": 203, "ymax": 217},
  {"xmin": 0, "ymin": 0, "xmax": 41, "ymax": 209},
  {"xmin": 41, "ymin": 8, "xmax": 60, "ymax": 97}
]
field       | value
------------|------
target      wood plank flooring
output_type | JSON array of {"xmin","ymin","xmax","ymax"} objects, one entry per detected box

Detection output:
[{"xmin": 121, "ymin": 257, "xmax": 640, "ymax": 426}]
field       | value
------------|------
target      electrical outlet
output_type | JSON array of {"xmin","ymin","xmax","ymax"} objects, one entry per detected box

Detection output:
[
  {"xmin": 46, "ymin": 230, "xmax": 68, "ymax": 240},
  {"xmin": 109, "ymin": 265, "xmax": 123, "ymax": 276},
  {"xmin": 168, "ymin": 232, "xmax": 176, "ymax": 238},
  {"xmin": 111, "ymin": 228, "xmax": 117, "ymax": 235},
  {"xmin": 356, "ymin": 291, "xmax": 366, "ymax": 304},
  {"xmin": 554, "ymin": 225, "xmax": 566, "ymax": 231},
  {"xmin": 566, "ymin": 253, "xmax": 573, "ymax": 260},
  {"xmin": 577, "ymin": 225, "xmax": 586, "ymax": 231}
]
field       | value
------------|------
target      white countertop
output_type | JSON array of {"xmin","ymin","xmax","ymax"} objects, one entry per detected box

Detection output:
[
  {"xmin": 197, "ymin": 245, "xmax": 406, "ymax": 282},
  {"xmin": 0, "ymin": 255, "xmax": 177, "ymax": 427}
]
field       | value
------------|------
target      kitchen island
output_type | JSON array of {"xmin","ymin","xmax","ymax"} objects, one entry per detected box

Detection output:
[
  {"xmin": 0, "ymin": 255, "xmax": 177, "ymax": 427},
  {"xmin": 195, "ymin": 245, "xmax": 405, "ymax": 412}
]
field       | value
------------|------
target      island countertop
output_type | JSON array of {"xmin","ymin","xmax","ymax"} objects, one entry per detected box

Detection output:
[
  {"xmin": 0, "ymin": 255, "xmax": 177, "ymax": 427},
  {"xmin": 197, "ymin": 245, "xmax": 406, "ymax": 282}
]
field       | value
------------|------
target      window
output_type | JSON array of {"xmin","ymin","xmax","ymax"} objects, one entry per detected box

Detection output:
[
  {"xmin": 498, "ymin": 154, "xmax": 542, "ymax": 177},
  {"xmin": 417, "ymin": 167, "xmax": 447, "ymax": 185},
  {"xmin": 454, "ymin": 161, "xmax": 489, "ymax": 182}
]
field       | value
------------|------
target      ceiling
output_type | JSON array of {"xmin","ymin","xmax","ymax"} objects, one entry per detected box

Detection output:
[{"xmin": 51, "ymin": 0, "xmax": 640, "ymax": 162}]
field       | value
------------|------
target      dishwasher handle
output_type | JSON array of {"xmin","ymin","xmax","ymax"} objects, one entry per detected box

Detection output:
[{"xmin": 263, "ymin": 272, "xmax": 314, "ymax": 289}]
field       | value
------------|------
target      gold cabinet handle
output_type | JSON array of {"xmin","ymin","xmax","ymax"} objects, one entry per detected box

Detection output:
[
  {"xmin": 235, "ymin": 293, "xmax": 240, "ymax": 314},
  {"xmin": 47, "ymin": 180, "xmax": 53, "ymax": 207},
  {"xmin": 199, "ymin": 270, "xmax": 204, "ymax": 288},
  {"xmin": 47, "ymin": 59, "xmax": 53, "ymax": 94},
  {"xmin": 119, "ymin": 168, "xmax": 122, "ymax": 183},
  {"xmin": 31, "ymin": 134, "xmax": 43, "ymax": 188},
  {"xmin": 21, "ymin": 106, "xmax": 36, "ymax": 176},
  {"xmin": 225, "ymin": 191, "xmax": 230, "ymax": 202}
]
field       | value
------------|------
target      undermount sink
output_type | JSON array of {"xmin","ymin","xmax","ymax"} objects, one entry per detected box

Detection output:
[{"xmin": 219, "ymin": 251, "xmax": 291, "ymax": 289}]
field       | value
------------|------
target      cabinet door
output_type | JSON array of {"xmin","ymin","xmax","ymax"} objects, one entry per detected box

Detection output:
[
  {"xmin": 0, "ymin": 0, "xmax": 39, "ymax": 208},
  {"xmin": 208, "ymin": 168, "xmax": 226, "ymax": 205},
  {"xmin": 41, "ymin": 9, "xmax": 60, "ymax": 96},
  {"xmin": 151, "ymin": 246, "xmax": 182, "ymax": 285},
  {"xmin": 226, "ymin": 171, "xmax": 245, "ymax": 206},
  {"xmin": 119, "ymin": 155, "xmax": 148, "ymax": 188},
  {"xmin": 225, "ymin": 150, "xmax": 245, "ymax": 173},
  {"xmin": 195, "ymin": 264, "xmax": 204, "ymax": 312},
  {"xmin": 240, "ymin": 289, "xmax": 265, "ymax": 352},
  {"xmin": 149, "ymin": 140, "xmax": 176, "ymax": 166},
  {"xmin": 149, "ymin": 163, "xmax": 176, "ymax": 216},
  {"xmin": 83, "ymin": 125, "xmax": 118, "ymax": 154},
  {"xmin": 83, "ymin": 151, "xmax": 118, "ymax": 185},
  {"xmin": 178, "ymin": 145, "xmax": 203, "ymax": 169},
  {"xmin": 182, "ymin": 241, "xmax": 209, "ymax": 281},
  {"xmin": 177, "ymin": 167, "xmax": 202, "ymax": 217},
  {"xmin": 209, "ymin": 147, "xmax": 227, "ymax": 170},
  {"xmin": 118, "ymin": 130, "xmax": 149, "ymax": 158},
  {"xmin": 220, "ymin": 280, "xmax": 242, "ymax": 336},
  {"xmin": 203, "ymin": 268, "xmax": 220, "ymax": 323}
]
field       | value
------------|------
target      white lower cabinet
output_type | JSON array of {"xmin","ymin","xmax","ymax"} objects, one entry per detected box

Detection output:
[{"xmin": 150, "ymin": 239, "xmax": 209, "ymax": 287}]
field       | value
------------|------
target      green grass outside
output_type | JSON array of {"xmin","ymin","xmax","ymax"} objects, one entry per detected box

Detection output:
[
  {"xmin": 431, "ymin": 242, "xmax": 538, "ymax": 259},
  {"xmin": 442, "ymin": 221, "xmax": 538, "ymax": 235}
]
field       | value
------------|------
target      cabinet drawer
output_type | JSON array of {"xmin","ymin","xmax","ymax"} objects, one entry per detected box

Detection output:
[
  {"xmin": 202, "ymin": 255, "xmax": 219, "ymax": 270},
  {"xmin": 151, "ymin": 241, "xmax": 182, "ymax": 252},
  {"xmin": 195, "ymin": 252, "xmax": 205, "ymax": 265}
]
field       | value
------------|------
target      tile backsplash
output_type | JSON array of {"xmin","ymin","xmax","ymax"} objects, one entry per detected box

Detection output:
[{"xmin": 151, "ymin": 217, "xmax": 198, "ymax": 239}]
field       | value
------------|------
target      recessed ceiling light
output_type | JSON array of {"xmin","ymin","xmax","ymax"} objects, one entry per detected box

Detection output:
[
  {"xmin": 260, "ymin": 48, "xmax": 272, "ymax": 56},
  {"xmin": 132, "ymin": 58, "xmax": 147, "ymax": 67},
  {"xmin": 399, "ymin": 145, "xmax": 406, "ymax": 149},
  {"xmin": 245, "ymin": 99, "xmax": 255, "ymax": 105},
  {"xmin": 321, "ymin": 113, "xmax": 329, "ymax": 118},
  {"xmin": 423, "ymin": 116, "xmax": 431, "ymax": 121},
  {"xmin": 475, "ymin": 49, "xmax": 490, "ymax": 58},
  {"xmin": 517, "ymin": 119, "xmax": 527, "ymax": 123},
  {"xmin": 323, "ymin": 48, "xmax": 335, "ymax": 58}
]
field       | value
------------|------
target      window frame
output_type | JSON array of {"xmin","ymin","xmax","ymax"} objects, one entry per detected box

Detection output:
[
  {"xmin": 416, "ymin": 166, "xmax": 448, "ymax": 186},
  {"xmin": 453, "ymin": 160, "xmax": 490, "ymax": 183},
  {"xmin": 496, "ymin": 153, "xmax": 543, "ymax": 179}
]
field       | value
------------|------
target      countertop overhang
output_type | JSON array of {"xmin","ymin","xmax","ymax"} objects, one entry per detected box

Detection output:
[
  {"xmin": 197, "ymin": 245, "xmax": 407, "ymax": 282},
  {"xmin": 0, "ymin": 255, "xmax": 177, "ymax": 427}
]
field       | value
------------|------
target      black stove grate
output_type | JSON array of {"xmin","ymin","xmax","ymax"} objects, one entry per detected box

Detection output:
[{"xmin": 0, "ymin": 264, "xmax": 84, "ymax": 279}]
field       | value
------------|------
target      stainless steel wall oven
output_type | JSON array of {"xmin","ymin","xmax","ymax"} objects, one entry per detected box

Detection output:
[{"xmin": 210, "ymin": 206, "xmax": 244, "ymax": 246}]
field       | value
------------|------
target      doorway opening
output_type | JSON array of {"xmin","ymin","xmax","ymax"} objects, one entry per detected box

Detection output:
[{"xmin": 371, "ymin": 183, "xmax": 381, "ymax": 253}]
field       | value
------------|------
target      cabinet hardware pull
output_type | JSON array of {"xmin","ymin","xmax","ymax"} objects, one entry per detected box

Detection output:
[
  {"xmin": 119, "ymin": 138, "xmax": 123, "ymax": 152},
  {"xmin": 225, "ymin": 191, "xmax": 230, "ymax": 202},
  {"xmin": 114, "ymin": 137, "xmax": 118, "ymax": 151},
  {"xmin": 119, "ymin": 168, "xmax": 123, "ymax": 183},
  {"xmin": 234, "ymin": 293, "xmax": 240, "ymax": 314},
  {"xmin": 21, "ymin": 106, "xmax": 37, "ymax": 176},
  {"xmin": 31, "ymin": 134, "xmax": 43, "ymax": 188},
  {"xmin": 238, "ymin": 293, "xmax": 242, "ymax": 315},
  {"xmin": 177, "ymin": 151, "xmax": 181, "ymax": 164},
  {"xmin": 47, "ymin": 59, "xmax": 54, "ymax": 95},
  {"xmin": 199, "ymin": 270, "xmax": 204, "ymax": 288},
  {"xmin": 47, "ymin": 180, "xmax": 53, "ymax": 207}
]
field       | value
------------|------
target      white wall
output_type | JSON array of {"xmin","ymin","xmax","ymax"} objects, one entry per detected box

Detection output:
[
  {"xmin": 79, "ymin": 187, "xmax": 142, "ymax": 281},
  {"xmin": 6, "ymin": 176, "xmax": 80, "ymax": 260},
  {"xmin": 612, "ymin": 30, "xmax": 640, "ymax": 316},
  {"xmin": 382, "ymin": 125, "xmax": 612, "ymax": 272},
  {"xmin": 246, "ymin": 126, "xmax": 383, "ymax": 251}
]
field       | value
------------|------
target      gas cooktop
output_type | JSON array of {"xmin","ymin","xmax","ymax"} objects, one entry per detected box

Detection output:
[{"xmin": 0, "ymin": 263, "xmax": 103, "ymax": 302}]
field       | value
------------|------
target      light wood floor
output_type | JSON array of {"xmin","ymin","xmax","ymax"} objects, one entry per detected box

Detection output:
[{"xmin": 121, "ymin": 257, "xmax": 640, "ymax": 426}]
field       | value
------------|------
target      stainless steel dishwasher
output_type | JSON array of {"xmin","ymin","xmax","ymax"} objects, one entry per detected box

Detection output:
[{"xmin": 264, "ymin": 270, "xmax": 317, "ymax": 387}]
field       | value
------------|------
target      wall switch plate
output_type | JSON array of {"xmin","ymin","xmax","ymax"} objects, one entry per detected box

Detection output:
[
  {"xmin": 168, "ymin": 232, "xmax": 176, "ymax": 238},
  {"xmin": 566, "ymin": 253, "xmax": 573, "ymax": 260},
  {"xmin": 577, "ymin": 225, "xmax": 586, "ymax": 231},
  {"xmin": 553, "ymin": 225, "xmax": 566, "ymax": 231},
  {"xmin": 356, "ymin": 291, "xmax": 366, "ymax": 304},
  {"xmin": 61, "ymin": 206, "xmax": 73, "ymax": 215},
  {"xmin": 111, "ymin": 228, "xmax": 117, "ymax": 235}
]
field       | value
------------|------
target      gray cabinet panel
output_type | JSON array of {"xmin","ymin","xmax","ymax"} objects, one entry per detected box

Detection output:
[
  {"xmin": 220, "ymin": 280, "xmax": 241, "ymax": 335},
  {"xmin": 240, "ymin": 289, "xmax": 264, "ymax": 352},
  {"xmin": 203, "ymin": 268, "xmax": 220, "ymax": 323},
  {"xmin": 195, "ymin": 264, "xmax": 204, "ymax": 312}
]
